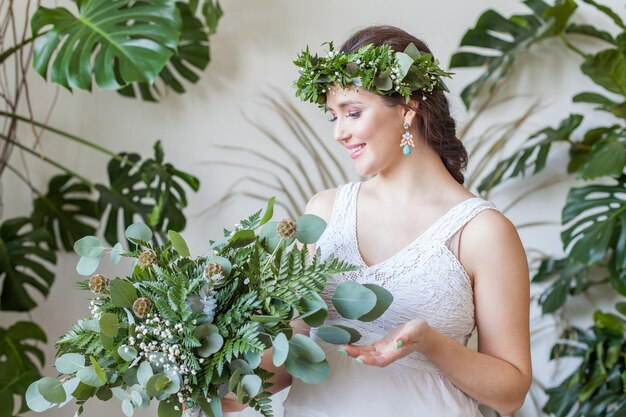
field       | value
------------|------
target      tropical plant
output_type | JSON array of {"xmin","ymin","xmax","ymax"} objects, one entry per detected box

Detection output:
[
  {"xmin": 450, "ymin": 0, "xmax": 626, "ymax": 415},
  {"xmin": 0, "ymin": 1, "xmax": 223, "ymax": 415}
]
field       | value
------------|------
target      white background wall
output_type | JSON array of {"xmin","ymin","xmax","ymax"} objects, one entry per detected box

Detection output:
[{"xmin": 2, "ymin": 1, "xmax": 625, "ymax": 416}]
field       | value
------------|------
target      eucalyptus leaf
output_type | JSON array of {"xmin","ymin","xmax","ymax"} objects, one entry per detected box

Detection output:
[
  {"xmin": 73, "ymin": 236, "xmax": 106, "ymax": 258},
  {"xmin": 358, "ymin": 284, "xmax": 393, "ymax": 322},
  {"xmin": 76, "ymin": 256, "xmax": 101, "ymax": 276},
  {"xmin": 295, "ymin": 214, "xmax": 327, "ymax": 244},
  {"xmin": 260, "ymin": 221, "xmax": 282, "ymax": 252},
  {"xmin": 167, "ymin": 230, "xmax": 190, "ymax": 257},
  {"xmin": 55, "ymin": 353, "xmax": 85, "ymax": 374},
  {"xmin": 259, "ymin": 197, "xmax": 276, "ymax": 226},
  {"xmin": 118, "ymin": 345, "xmax": 138, "ymax": 362},
  {"xmin": 331, "ymin": 281, "xmax": 377, "ymax": 319},
  {"xmin": 243, "ymin": 350, "xmax": 262, "ymax": 369},
  {"xmin": 111, "ymin": 243, "xmax": 124, "ymax": 265},
  {"xmin": 228, "ymin": 229, "xmax": 255, "ymax": 248},
  {"xmin": 109, "ymin": 279, "xmax": 138, "ymax": 308},
  {"xmin": 99, "ymin": 313, "xmax": 119, "ymax": 338},
  {"xmin": 158, "ymin": 398, "xmax": 182, "ymax": 417},
  {"xmin": 272, "ymin": 333, "xmax": 289, "ymax": 367},
  {"xmin": 38, "ymin": 377, "xmax": 66, "ymax": 404},
  {"xmin": 284, "ymin": 355, "xmax": 330, "ymax": 384},
  {"xmin": 76, "ymin": 366, "xmax": 105, "ymax": 388},
  {"xmin": 289, "ymin": 334, "xmax": 325, "ymax": 363},
  {"xmin": 241, "ymin": 374, "xmax": 262, "ymax": 397},
  {"xmin": 122, "ymin": 399, "xmax": 134, "ymax": 417},
  {"xmin": 137, "ymin": 361, "xmax": 153, "ymax": 386},
  {"xmin": 26, "ymin": 380, "xmax": 54, "ymax": 412},
  {"xmin": 317, "ymin": 324, "xmax": 361, "ymax": 345},
  {"xmin": 194, "ymin": 324, "xmax": 224, "ymax": 357},
  {"xmin": 297, "ymin": 292, "xmax": 328, "ymax": 327},
  {"xmin": 125, "ymin": 223, "xmax": 153, "ymax": 243}
]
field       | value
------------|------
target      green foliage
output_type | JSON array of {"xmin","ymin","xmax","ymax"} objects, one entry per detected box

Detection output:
[
  {"xmin": 31, "ymin": 0, "xmax": 181, "ymax": 91},
  {"xmin": 0, "ymin": 218, "xmax": 56, "ymax": 312}
]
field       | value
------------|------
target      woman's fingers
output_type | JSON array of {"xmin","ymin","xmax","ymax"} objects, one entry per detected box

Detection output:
[{"xmin": 339, "ymin": 344, "xmax": 375, "ymax": 357}]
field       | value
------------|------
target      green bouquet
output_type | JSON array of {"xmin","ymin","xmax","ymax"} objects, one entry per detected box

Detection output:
[{"xmin": 26, "ymin": 198, "xmax": 392, "ymax": 417}]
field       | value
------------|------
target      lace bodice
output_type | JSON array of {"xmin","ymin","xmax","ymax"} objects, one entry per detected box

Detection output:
[{"xmin": 311, "ymin": 181, "xmax": 499, "ymax": 372}]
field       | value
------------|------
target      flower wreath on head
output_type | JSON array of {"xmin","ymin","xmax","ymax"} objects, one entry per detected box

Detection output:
[{"xmin": 293, "ymin": 41, "xmax": 454, "ymax": 110}]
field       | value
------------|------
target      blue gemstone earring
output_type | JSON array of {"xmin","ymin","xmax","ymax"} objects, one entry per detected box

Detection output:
[{"xmin": 400, "ymin": 122, "xmax": 414, "ymax": 155}]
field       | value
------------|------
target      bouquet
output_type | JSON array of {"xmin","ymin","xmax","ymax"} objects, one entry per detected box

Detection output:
[{"xmin": 26, "ymin": 198, "xmax": 392, "ymax": 417}]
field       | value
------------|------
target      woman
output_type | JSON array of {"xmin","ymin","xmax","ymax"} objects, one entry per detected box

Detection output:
[{"xmin": 224, "ymin": 25, "xmax": 531, "ymax": 417}]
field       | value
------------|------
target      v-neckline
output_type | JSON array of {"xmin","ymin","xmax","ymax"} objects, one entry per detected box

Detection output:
[{"xmin": 352, "ymin": 181, "xmax": 480, "ymax": 269}]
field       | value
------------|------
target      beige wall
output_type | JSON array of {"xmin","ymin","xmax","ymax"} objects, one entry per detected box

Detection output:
[{"xmin": 2, "ymin": 1, "xmax": 624, "ymax": 416}]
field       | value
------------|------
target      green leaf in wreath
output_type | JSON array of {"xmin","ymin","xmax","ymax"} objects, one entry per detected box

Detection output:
[
  {"xmin": 37, "ymin": 377, "xmax": 66, "ymax": 404},
  {"xmin": 0, "ymin": 218, "xmax": 56, "ymax": 311},
  {"xmin": 158, "ymin": 398, "xmax": 182, "ymax": 417},
  {"xmin": 561, "ymin": 178, "xmax": 626, "ymax": 269},
  {"xmin": 31, "ymin": 0, "xmax": 182, "ymax": 91},
  {"xmin": 25, "ymin": 380, "xmax": 53, "ymax": 412},
  {"xmin": 284, "ymin": 354, "xmax": 330, "ymax": 385},
  {"xmin": 125, "ymin": 223, "xmax": 153, "ymax": 243},
  {"xmin": 111, "ymin": 243, "xmax": 124, "ymax": 265},
  {"xmin": 259, "ymin": 196, "xmax": 276, "ymax": 227},
  {"xmin": 167, "ymin": 230, "xmax": 190, "ymax": 257},
  {"xmin": 317, "ymin": 324, "xmax": 361, "ymax": 345},
  {"xmin": 76, "ymin": 365, "xmax": 105, "ymax": 388},
  {"xmin": 74, "ymin": 236, "xmax": 106, "ymax": 258},
  {"xmin": 76, "ymin": 256, "xmax": 101, "ymax": 276},
  {"xmin": 241, "ymin": 374, "xmax": 262, "ymax": 398},
  {"xmin": 194, "ymin": 323, "xmax": 223, "ymax": 357},
  {"xmin": 31, "ymin": 174, "xmax": 98, "ymax": 251},
  {"xmin": 109, "ymin": 279, "xmax": 138, "ymax": 308},
  {"xmin": 118, "ymin": 345, "xmax": 138, "ymax": 362},
  {"xmin": 288, "ymin": 334, "xmax": 325, "ymax": 363},
  {"xmin": 295, "ymin": 214, "xmax": 327, "ymax": 244},
  {"xmin": 99, "ymin": 313, "xmax": 119, "ymax": 338},
  {"xmin": 331, "ymin": 281, "xmax": 377, "ymax": 320}
]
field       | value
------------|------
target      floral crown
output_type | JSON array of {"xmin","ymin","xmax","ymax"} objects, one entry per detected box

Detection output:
[{"xmin": 293, "ymin": 41, "xmax": 454, "ymax": 109}]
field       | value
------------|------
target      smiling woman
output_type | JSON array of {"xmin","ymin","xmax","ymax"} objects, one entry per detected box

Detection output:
[{"xmin": 221, "ymin": 25, "xmax": 531, "ymax": 417}]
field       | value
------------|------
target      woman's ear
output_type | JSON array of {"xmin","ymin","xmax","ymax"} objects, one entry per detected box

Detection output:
[{"xmin": 403, "ymin": 99, "xmax": 419, "ymax": 126}]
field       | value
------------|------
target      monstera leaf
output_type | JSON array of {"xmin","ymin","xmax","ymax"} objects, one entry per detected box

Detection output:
[
  {"xmin": 449, "ymin": 0, "xmax": 577, "ymax": 108},
  {"xmin": 532, "ymin": 256, "xmax": 591, "ymax": 314},
  {"xmin": 117, "ymin": 1, "xmax": 212, "ymax": 101},
  {"xmin": 0, "ymin": 218, "xmax": 56, "ymax": 312},
  {"xmin": 0, "ymin": 322, "xmax": 47, "ymax": 416},
  {"xmin": 96, "ymin": 141, "xmax": 200, "ymax": 245},
  {"xmin": 31, "ymin": 174, "xmax": 98, "ymax": 251},
  {"xmin": 478, "ymin": 114, "xmax": 583, "ymax": 193},
  {"xmin": 30, "ymin": 0, "xmax": 182, "ymax": 92},
  {"xmin": 561, "ymin": 177, "xmax": 626, "ymax": 269}
]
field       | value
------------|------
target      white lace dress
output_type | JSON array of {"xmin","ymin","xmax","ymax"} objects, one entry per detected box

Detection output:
[{"xmin": 281, "ymin": 181, "xmax": 499, "ymax": 417}]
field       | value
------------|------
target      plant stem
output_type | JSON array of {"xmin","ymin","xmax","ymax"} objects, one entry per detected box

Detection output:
[
  {"xmin": 559, "ymin": 34, "xmax": 590, "ymax": 60},
  {"xmin": 3, "ymin": 162, "xmax": 44, "ymax": 196},
  {"xmin": 0, "ymin": 133, "xmax": 93, "ymax": 186},
  {"xmin": 0, "ymin": 111, "xmax": 131, "ymax": 164},
  {"xmin": 0, "ymin": 34, "xmax": 41, "ymax": 64},
  {"xmin": 261, "ymin": 237, "xmax": 283, "ymax": 274}
]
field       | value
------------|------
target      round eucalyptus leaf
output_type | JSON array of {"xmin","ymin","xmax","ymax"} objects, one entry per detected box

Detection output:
[
  {"xmin": 26, "ymin": 380, "xmax": 54, "ymax": 412},
  {"xmin": 228, "ymin": 229, "xmax": 255, "ymax": 248},
  {"xmin": 295, "ymin": 214, "xmax": 326, "ymax": 244},
  {"xmin": 95, "ymin": 386, "xmax": 113, "ymax": 401},
  {"xmin": 195, "ymin": 324, "xmax": 223, "ymax": 357},
  {"xmin": 55, "ymin": 353, "xmax": 85, "ymax": 374},
  {"xmin": 205, "ymin": 256, "xmax": 232, "ymax": 276},
  {"xmin": 74, "ymin": 236, "xmax": 106, "ymax": 258},
  {"xmin": 38, "ymin": 377, "xmax": 66, "ymax": 404},
  {"xmin": 118, "ymin": 345, "xmax": 138, "ymax": 362},
  {"xmin": 125, "ymin": 223, "xmax": 153, "ymax": 243},
  {"xmin": 331, "ymin": 281, "xmax": 377, "ymax": 319},
  {"xmin": 99, "ymin": 313, "xmax": 119, "ymax": 337},
  {"xmin": 272, "ymin": 333, "xmax": 289, "ymax": 367},
  {"xmin": 158, "ymin": 398, "xmax": 183, "ymax": 417},
  {"xmin": 241, "ymin": 374, "xmax": 262, "ymax": 398},
  {"xmin": 130, "ymin": 390, "xmax": 143, "ymax": 407},
  {"xmin": 100, "ymin": 331, "xmax": 115, "ymax": 350},
  {"xmin": 358, "ymin": 284, "xmax": 393, "ymax": 322},
  {"xmin": 167, "ymin": 230, "xmax": 190, "ymax": 257},
  {"xmin": 122, "ymin": 399, "xmax": 134, "ymax": 417},
  {"xmin": 284, "ymin": 355, "xmax": 330, "ymax": 384},
  {"xmin": 289, "ymin": 334, "xmax": 325, "ymax": 363},
  {"xmin": 146, "ymin": 374, "xmax": 170, "ymax": 398},
  {"xmin": 137, "ymin": 361, "xmax": 154, "ymax": 387},
  {"xmin": 229, "ymin": 359, "xmax": 253, "ymax": 375},
  {"xmin": 111, "ymin": 243, "xmax": 124, "ymax": 265},
  {"xmin": 76, "ymin": 256, "xmax": 101, "ymax": 276},
  {"xmin": 298, "ymin": 292, "xmax": 328, "ymax": 327},
  {"xmin": 163, "ymin": 368, "xmax": 181, "ymax": 394},
  {"xmin": 77, "ymin": 366, "xmax": 106, "ymax": 388},
  {"xmin": 317, "ymin": 324, "xmax": 361, "ymax": 345},
  {"xmin": 59, "ymin": 377, "xmax": 81, "ymax": 407},
  {"xmin": 228, "ymin": 369, "xmax": 242, "ymax": 392},
  {"xmin": 109, "ymin": 279, "xmax": 138, "ymax": 308},
  {"xmin": 243, "ymin": 350, "xmax": 262, "ymax": 369}
]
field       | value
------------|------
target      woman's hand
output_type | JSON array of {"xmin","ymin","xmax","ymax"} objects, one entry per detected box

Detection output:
[
  {"xmin": 221, "ymin": 392, "xmax": 248, "ymax": 413},
  {"xmin": 339, "ymin": 318, "xmax": 431, "ymax": 367}
]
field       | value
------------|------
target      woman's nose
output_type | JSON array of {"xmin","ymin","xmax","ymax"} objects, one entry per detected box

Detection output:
[{"xmin": 334, "ymin": 120, "xmax": 350, "ymax": 143}]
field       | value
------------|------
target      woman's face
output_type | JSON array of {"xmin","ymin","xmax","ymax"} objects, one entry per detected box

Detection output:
[{"xmin": 325, "ymin": 86, "xmax": 409, "ymax": 177}]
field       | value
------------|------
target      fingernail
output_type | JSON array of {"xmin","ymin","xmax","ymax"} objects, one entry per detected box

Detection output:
[
  {"xmin": 337, "ymin": 348, "xmax": 348, "ymax": 356},
  {"xmin": 355, "ymin": 358, "xmax": 364, "ymax": 364},
  {"xmin": 396, "ymin": 340, "xmax": 403, "ymax": 349}
]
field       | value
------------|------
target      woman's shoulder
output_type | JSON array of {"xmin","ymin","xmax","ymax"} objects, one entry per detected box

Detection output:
[{"xmin": 304, "ymin": 186, "xmax": 341, "ymax": 223}]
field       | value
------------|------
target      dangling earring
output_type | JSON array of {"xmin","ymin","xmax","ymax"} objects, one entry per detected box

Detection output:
[{"xmin": 400, "ymin": 122, "xmax": 414, "ymax": 156}]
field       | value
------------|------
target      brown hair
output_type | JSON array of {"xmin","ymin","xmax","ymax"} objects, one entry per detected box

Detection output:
[{"xmin": 340, "ymin": 25, "xmax": 468, "ymax": 185}]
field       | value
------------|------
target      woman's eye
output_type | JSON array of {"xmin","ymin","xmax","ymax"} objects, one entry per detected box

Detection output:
[
  {"xmin": 346, "ymin": 111, "xmax": 361, "ymax": 118},
  {"xmin": 326, "ymin": 112, "xmax": 337, "ymax": 122}
]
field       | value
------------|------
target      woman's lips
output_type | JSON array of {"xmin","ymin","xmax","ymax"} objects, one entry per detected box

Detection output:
[{"xmin": 349, "ymin": 144, "xmax": 366, "ymax": 159}]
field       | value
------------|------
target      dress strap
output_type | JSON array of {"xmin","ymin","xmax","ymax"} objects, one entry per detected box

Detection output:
[{"xmin": 433, "ymin": 198, "xmax": 499, "ymax": 245}]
